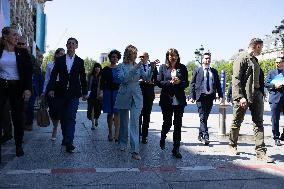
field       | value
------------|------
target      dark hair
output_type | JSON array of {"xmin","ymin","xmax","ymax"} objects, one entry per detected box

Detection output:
[
  {"xmin": 165, "ymin": 48, "xmax": 180, "ymax": 67},
  {"xmin": 54, "ymin": 48, "xmax": 65, "ymax": 59},
  {"xmin": 67, "ymin": 37, "xmax": 78, "ymax": 44},
  {"xmin": 1, "ymin": 27, "xmax": 11, "ymax": 47},
  {"xmin": 90, "ymin": 63, "xmax": 102, "ymax": 76},
  {"xmin": 203, "ymin": 52, "xmax": 211, "ymax": 57},
  {"xmin": 108, "ymin": 49, "xmax": 121, "ymax": 60},
  {"xmin": 249, "ymin": 38, "xmax": 263, "ymax": 48}
]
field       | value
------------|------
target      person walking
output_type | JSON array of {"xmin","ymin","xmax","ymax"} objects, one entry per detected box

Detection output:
[
  {"xmin": 157, "ymin": 48, "xmax": 189, "ymax": 159},
  {"xmin": 42, "ymin": 48, "xmax": 65, "ymax": 140},
  {"xmin": 48, "ymin": 37, "xmax": 87, "ymax": 153},
  {"xmin": 114, "ymin": 45, "xmax": 158, "ymax": 160},
  {"xmin": 229, "ymin": 38, "xmax": 273, "ymax": 163},
  {"xmin": 0, "ymin": 27, "xmax": 32, "ymax": 157},
  {"xmin": 100, "ymin": 50, "xmax": 121, "ymax": 142},
  {"xmin": 87, "ymin": 63, "xmax": 102, "ymax": 130},
  {"xmin": 265, "ymin": 57, "xmax": 284, "ymax": 146},
  {"xmin": 189, "ymin": 52, "xmax": 223, "ymax": 145},
  {"xmin": 138, "ymin": 52, "xmax": 158, "ymax": 144}
]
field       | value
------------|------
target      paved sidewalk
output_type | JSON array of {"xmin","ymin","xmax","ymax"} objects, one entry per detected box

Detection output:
[{"xmin": 0, "ymin": 100, "xmax": 284, "ymax": 189}]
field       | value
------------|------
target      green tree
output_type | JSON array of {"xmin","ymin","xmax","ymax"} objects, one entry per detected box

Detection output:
[
  {"xmin": 259, "ymin": 58, "xmax": 275, "ymax": 78},
  {"xmin": 84, "ymin": 57, "xmax": 98, "ymax": 74},
  {"xmin": 101, "ymin": 60, "xmax": 110, "ymax": 68},
  {"xmin": 42, "ymin": 50, "xmax": 55, "ymax": 75},
  {"xmin": 211, "ymin": 59, "xmax": 233, "ymax": 85},
  {"xmin": 186, "ymin": 60, "xmax": 199, "ymax": 93}
]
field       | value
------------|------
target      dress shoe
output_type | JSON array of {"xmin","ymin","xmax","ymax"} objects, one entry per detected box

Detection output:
[
  {"xmin": 141, "ymin": 138, "xmax": 148, "ymax": 144},
  {"xmin": 229, "ymin": 145, "xmax": 240, "ymax": 155},
  {"xmin": 160, "ymin": 139, "xmax": 165, "ymax": 150},
  {"xmin": 204, "ymin": 138, "xmax": 210, "ymax": 145},
  {"xmin": 132, "ymin": 152, "xmax": 141, "ymax": 160},
  {"xmin": 280, "ymin": 133, "xmax": 284, "ymax": 141},
  {"xmin": 66, "ymin": 144, "xmax": 75, "ymax": 153},
  {"xmin": 198, "ymin": 135, "xmax": 203, "ymax": 142},
  {"xmin": 275, "ymin": 139, "xmax": 282, "ymax": 146},
  {"xmin": 61, "ymin": 141, "xmax": 67, "ymax": 146},
  {"xmin": 1, "ymin": 135, "xmax": 13, "ymax": 144},
  {"xmin": 16, "ymin": 146, "xmax": 24, "ymax": 157},
  {"xmin": 172, "ymin": 149, "xmax": 182, "ymax": 159}
]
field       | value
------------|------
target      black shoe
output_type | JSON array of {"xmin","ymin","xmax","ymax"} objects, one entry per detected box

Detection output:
[
  {"xmin": 204, "ymin": 138, "xmax": 210, "ymax": 146},
  {"xmin": 141, "ymin": 138, "xmax": 148, "ymax": 144},
  {"xmin": 275, "ymin": 139, "xmax": 282, "ymax": 146},
  {"xmin": 160, "ymin": 139, "xmax": 165, "ymax": 150},
  {"xmin": 198, "ymin": 135, "xmax": 203, "ymax": 142},
  {"xmin": 16, "ymin": 146, "xmax": 24, "ymax": 157},
  {"xmin": 172, "ymin": 149, "xmax": 182, "ymax": 159},
  {"xmin": 66, "ymin": 144, "xmax": 75, "ymax": 153},
  {"xmin": 1, "ymin": 135, "xmax": 13, "ymax": 144},
  {"xmin": 280, "ymin": 134, "xmax": 284, "ymax": 141}
]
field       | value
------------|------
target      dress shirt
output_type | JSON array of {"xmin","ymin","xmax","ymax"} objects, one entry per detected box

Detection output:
[{"xmin": 202, "ymin": 66, "xmax": 214, "ymax": 94}]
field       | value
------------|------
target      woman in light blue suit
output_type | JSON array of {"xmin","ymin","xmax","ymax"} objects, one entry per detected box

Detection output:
[{"xmin": 114, "ymin": 45, "xmax": 158, "ymax": 160}]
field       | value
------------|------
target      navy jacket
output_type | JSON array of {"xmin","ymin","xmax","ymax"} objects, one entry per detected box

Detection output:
[
  {"xmin": 157, "ymin": 63, "xmax": 189, "ymax": 107},
  {"xmin": 189, "ymin": 66, "xmax": 223, "ymax": 101},
  {"xmin": 47, "ymin": 54, "xmax": 87, "ymax": 98},
  {"xmin": 265, "ymin": 69, "xmax": 284, "ymax": 104}
]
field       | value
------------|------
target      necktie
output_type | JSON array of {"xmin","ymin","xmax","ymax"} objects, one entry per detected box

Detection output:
[
  {"xmin": 206, "ymin": 68, "xmax": 210, "ymax": 92},
  {"xmin": 143, "ymin": 64, "xmax": 147, "ymax": 72}
]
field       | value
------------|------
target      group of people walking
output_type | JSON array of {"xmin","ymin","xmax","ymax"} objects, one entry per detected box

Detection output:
[{"xmin": 0, "ymin": 26, "xmax": 281, "ymax": 163}]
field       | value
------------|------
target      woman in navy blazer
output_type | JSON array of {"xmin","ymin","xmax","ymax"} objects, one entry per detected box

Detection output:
[{"xmin": 157, "ymin": 48, "xmax": 189, "ymax": 159}]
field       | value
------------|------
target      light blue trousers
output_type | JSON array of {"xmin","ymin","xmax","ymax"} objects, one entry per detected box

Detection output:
[{"xmin": 118, "ymin": 100, "xmax": 141, "ymax": 153}]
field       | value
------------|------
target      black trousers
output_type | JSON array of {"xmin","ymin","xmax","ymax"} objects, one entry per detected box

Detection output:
[
  {"xmin": 0, "ymin": 80, "xmax": 24, "ymax": 147},
  {"xmin": 0, "ymin": 101, "xmax": 12, "ymax": 137},
  {"xmin": 196, "ymin": 94, "xmax": 214, "ymax": 139},
  {"xmin": 139, "ymin": 97, "xmax": 154, "ymax": 139},
  {"xmin": 161, "ymin": 105, "xmax": 184, "ymax": 149}
]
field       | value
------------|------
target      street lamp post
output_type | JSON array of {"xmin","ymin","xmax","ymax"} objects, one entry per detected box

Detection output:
[{"xmin": 194, "ymin": 45, "xmax": 204, "ymax": 65}]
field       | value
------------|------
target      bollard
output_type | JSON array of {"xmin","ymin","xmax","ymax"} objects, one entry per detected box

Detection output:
[{"xmin": 219, "ymin": 70, "xmax": 227, "ymax": 135}]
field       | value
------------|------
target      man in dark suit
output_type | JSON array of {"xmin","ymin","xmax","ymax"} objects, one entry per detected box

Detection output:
[
  {"xmin": 189, "ymin": 52, "xmax": 223, "ymax": 145},
  {"xmin": 48, "ymin": 37, "xmax": 87, "ymax": 153},
  {"xmin": 138, "ymin": 52, "xmax": 158, "ymax": 144},
  {"xmin": 265, "ymin": 57, "xmax": 284, "ymax": 146}
]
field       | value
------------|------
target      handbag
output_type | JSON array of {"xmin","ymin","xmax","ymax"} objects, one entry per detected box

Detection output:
[{"xmin": 36, "ymin": 98, "xmax": 50, "ymax": 127}]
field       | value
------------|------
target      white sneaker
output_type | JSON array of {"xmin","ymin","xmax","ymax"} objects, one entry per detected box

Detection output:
[{"xmin": 51, "ymin": 137, "xmax": 56, "ymax": 141}]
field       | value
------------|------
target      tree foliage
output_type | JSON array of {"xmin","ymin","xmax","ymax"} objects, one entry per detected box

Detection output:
[
  {"xmin": 101, "ymin": 60, "xmax": 111, "ymax": 68},
  {"xmin": 42, "ymin": 50, "xmax": 55, "ymax": 74},
  {"xmin": 259, "ymin": 58, "xmax": 275, "ymax": 78},
  {"xmin": 84, "ymin": 57, "xmax": 98, "ymax": 74},
  {"xmin": 186, "ymin": 60, "xmax": 199, "ymax": 93},
  {"xmin": 211, "ymin": 59, "xmax": 233, "ymax": 85}
]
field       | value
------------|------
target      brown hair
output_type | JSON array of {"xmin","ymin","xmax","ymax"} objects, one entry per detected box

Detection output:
[
  {"xmin": 165, "ymin": 48, "xmax": 180, "ymax": 68},
  {"xmin": 123, "ymin": 44, "xmax": 138, "ymax": 64},
  {"xmin": 249, "ymin": 38, "xmax": 263, "ymax": 48}
]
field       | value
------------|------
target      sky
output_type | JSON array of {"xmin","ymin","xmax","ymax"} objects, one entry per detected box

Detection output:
[{"xmin": 44, "ymin": 0, "xmax": 284, "ymax": 64}]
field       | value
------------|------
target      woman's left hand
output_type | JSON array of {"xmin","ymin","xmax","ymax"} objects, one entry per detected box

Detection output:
[{"xmin": 23, "ymin": 90, "xmax": 31, "ymax": 101}]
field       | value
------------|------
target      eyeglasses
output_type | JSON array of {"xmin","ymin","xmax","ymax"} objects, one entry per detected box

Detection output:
[
  {"xmin": 67, "ymin": 42, "xmax": 76, "ymax": 45},
  {"xmin": 17, "ymin": 42, "xmax": 26, "ymax": 46},
  {"xmin": 204, "ymin": 57, "xmax": 211, "ymax": 60},
  {"xmin": 276, "ymin": 62, "xmax": 283, "ymax": 63}
]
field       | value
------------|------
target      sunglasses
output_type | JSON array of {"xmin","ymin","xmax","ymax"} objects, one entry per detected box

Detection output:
[{"xmin": 17, "ymin": 42, "xmax": 26, "ymax": 46}]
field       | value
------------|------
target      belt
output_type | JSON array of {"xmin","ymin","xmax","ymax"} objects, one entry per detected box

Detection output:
[{"xmin": 0, "ymin": 78, "xmax": 20, "ymax": 85}]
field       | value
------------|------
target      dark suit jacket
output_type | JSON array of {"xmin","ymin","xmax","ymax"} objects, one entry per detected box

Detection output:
[
  {"xmin": 157, "ymin": 63, "xmax": 189, "ymax": 107},
  {"xmin": 265, "ymin": 69, "xmax": 284, "ymax": 104},
  {"xmin": 189, "ymin": 66, "xmax": 223, "ymax": 101},
  {"xmin": 47, "ymin": 54, "xmax": 87, "ymax": 98},
  {"xmin": 0, "ymin": 46, "xmax": 33, "ymax": 92},
  {"xmin": 140, "ymin": 65, "xmax": 158, "ymax": 101}
]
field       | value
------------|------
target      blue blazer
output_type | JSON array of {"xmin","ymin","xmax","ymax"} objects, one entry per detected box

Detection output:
[
  {"xmin": 265, "ymin": 69, "xmax": 284, "ymax": 104},
  {"xmin": 114, "ymin": 62, "xmax": 153, "ymax": 110},
  {"xmin": 189, "ymin": 66, "xmax": 223, "ymax": 101},
  {"xmin": 47, "ymin": 54, "xmax": 87, "ymax": 98}
]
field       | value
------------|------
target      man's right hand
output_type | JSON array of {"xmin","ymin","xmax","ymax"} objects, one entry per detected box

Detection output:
[
  {"xmin": 48, "ymin": 90, "xmax": 55, "ymax": 98},
  {"xmin": 275, "ymin": 83, "xmax": 283, "ymax": 89},
  {"xmin": 239, "ymin": 97, "xmax": 247, "ymax": 108}
]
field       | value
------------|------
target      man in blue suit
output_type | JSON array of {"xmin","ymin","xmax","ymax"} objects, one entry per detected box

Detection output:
[
  {"xmin": 265, "ymin": 57, "xmax": 284, "ymax": 146},
  {"xmin": 48, "ymin": 37, "xmax": 87, "ymax": 153},
  {"xmin": 189, "ymin": 52, "xmax": 223, "ymax": 145}
]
